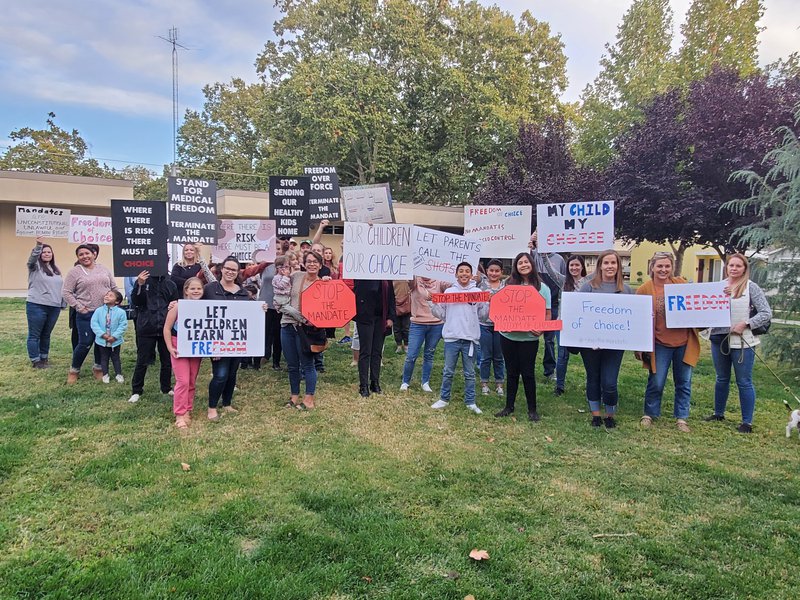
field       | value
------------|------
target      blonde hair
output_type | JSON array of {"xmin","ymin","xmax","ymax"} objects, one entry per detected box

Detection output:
[
  {"xmin": 179, "ymin": 244, "xmax": 199, "ymax": 267},
  {"xmin": 589, "ymin": 250, "xmax": 624, "ymax": 292},
  {"xmin": 726, "ymin": 253, "xmax": 750, "ymax": 299},
  {"xmin": 648, "ymin": 251, "xmax": 675, "ymax": 279}
]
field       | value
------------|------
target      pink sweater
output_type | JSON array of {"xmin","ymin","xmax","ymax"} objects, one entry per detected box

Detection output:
[{"xmin": 410, "ymin": 277, "xmax": 448, "ymax": 324}]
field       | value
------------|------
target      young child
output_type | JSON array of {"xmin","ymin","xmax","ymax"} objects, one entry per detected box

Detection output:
[
  {"xmin": 163, "ymin": 277, "xmax": 205, "ymax": 429},
  {"xmin": 427, "ymin": 262, "xmax": 488, "ymax": 414},
  {"xmin": 90, "ymin": 289, "xmax": 128, "ymax": 383},
  {"xmin": 271, "ymin": 256, "xmax": 292, "ymax": 311}
]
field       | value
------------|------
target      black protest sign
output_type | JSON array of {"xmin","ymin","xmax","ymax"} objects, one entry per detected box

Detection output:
[
  {"xmin": 110, "ymin": 200, "xmax": 169, "ymax": 277},
  {"xmin": 269, "ymin": 176, "xmax": 310, "ymax": 237},
  {"xmin": 167, "ymin": 176, "xmax": 218, "ymax": 244},
  {"xmin": 303, "ymin": 166, "xmax": 341, "ymax": 221}
]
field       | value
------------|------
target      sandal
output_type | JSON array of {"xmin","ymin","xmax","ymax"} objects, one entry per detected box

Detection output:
[
  {"xmin": 222, "ymin": 406, "xmax": 238, "ymax": 414},
  {"xmin": 640, "ymin": 415, "xmax": 653, "ymax": 427},
  {"xmin": 175, "ymin": 418, "xmax": 189, "ymax": 429},
  {"xmin": 283, "ymin": 401, "xmax": 297, "ymax": 409},
  {"xmin": 676, "ymin": 420, "xmax": 690, "ymax": 433},
  {"xmin": 295, "ymin": 403, "xmax": 309, "ymax": 411},
  {"xmin": 207, "ymin": 410, "xmax": 220, "ymax": 422}
]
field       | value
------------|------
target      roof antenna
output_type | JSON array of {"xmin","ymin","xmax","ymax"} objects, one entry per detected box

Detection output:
[{"xmin": 158, "ymin": 27, "xmax": 188, "ymax": 177}]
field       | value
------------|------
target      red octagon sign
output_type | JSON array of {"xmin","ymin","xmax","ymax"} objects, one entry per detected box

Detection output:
[
  {"xmin": 301, "ymin": 280, "xmax": 356, "ymax": 328},
  {"xmin": 489, "ymin": 285, "xmax": 562, "ymax": 332}
]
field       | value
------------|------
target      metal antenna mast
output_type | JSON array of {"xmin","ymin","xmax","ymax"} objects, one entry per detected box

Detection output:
[{"xmin": 158, "ymin": 27, "xmax": 188, "ymax": 176}]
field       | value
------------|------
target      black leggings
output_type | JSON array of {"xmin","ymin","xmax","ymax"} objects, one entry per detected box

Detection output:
[
  {"xmin": 99, "ymin": 345, "xmax": 122, "ymax": 376},
  {"xmin": 500, "ymin": 337, "xmax": 539, "ymax": 412}
]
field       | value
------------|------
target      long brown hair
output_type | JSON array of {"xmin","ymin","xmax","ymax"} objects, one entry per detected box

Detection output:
[
  {"xmin": 589, "ymin": 250, "xmax": 624, "ymax": 292},
  {"xmin": 725, "ymin": 253, "xmax": 750, "ymax": 299}
]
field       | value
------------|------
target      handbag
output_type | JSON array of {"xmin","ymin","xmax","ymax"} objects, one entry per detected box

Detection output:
[
  {"xmin": 749, "ymin": 303, "xmax": 771, "ymax": 336},
  {"xmin": 296, "ymin": 324, "xmax": 329, "ymax": 354}
]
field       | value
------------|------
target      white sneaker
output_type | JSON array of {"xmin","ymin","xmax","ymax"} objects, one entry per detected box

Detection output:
[
  {"xmin": 421, "ymin": 382, "xmax": 433, "ymax": 393},
  {"xmin": 481, "ymin": 384, "xmax": 490, "ymax": 395},
  {"xmin": 496, "ymin": 385, "xmax": 504, "ymax": 395},
  {"xmin": 128, "ymin": 394, "xmax": 140, "ymax": 403},
  {"xmin": 466, "ymin": 403, "xmax": 483, "ymax": 414},
  {"xmin": 102, "ymin": 374, "xmax": 110, "ymax": 384},
  {"xmin": 115, "ymin": 374, "xmax": 124, "ymax": 383},
  {"xmin": 400, "ymin": 383, "xmax": 409, "ymax": 391},
  {"xmin": 395, "ymin": 346, "xmax": 404, "ymax": 354},
  {"xmin": 168, "ymin": 389, "xmax": 175, "ymax": 396},
  {"xmin": 431, "ymin": 399, "xmax": 449, "ymax": 409},
  {"xmin": 349, "ymin": 360, "xmax": 357, "ymax": 367}
]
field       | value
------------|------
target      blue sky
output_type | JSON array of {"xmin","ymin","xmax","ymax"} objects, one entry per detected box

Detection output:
[{"xmin": 1, "ymin": 0, "xmax": 796, "ymax": 175}]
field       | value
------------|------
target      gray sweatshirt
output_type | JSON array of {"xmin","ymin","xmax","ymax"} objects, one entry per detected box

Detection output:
[{"xmin": 27, "ymin": 244, "xmax": 64, "ymax": 308}]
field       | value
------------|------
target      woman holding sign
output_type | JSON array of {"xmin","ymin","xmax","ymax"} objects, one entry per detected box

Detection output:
[
  {"xmin": 203, "ymin": 257, "xmax": 250, "ymax": 420},
  {"xmin": 26, "ymin": 236, "xmax": 64, "ymax": 369},
  {"xmin": 495, "ymin": 253, "xmax": 551, "ymax": 422},
  {"xmin": 704, "ymin": 253, "xmax": 772, "ymax": 434},
  {"xmin": 635, "ymin": 252, "xmax": 700, "ymax": 433},
  {"xmin": 578, "ymin": 250, "xmax": 632, "ymax": 428}
]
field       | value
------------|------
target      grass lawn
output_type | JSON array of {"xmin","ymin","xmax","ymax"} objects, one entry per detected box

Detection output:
[{"xmin": 1, "ymin": 297, "xmax": 798, "ymax": 599}]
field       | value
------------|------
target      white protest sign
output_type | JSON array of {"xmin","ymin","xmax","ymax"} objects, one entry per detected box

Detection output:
[
  {"xmin": 341, "ymin": 183, "xmax": 395, "ymax": 223},
  {"xmin": 463, "ymin": 205, "xmax": 531, "ymax": 258},
  {"xmin": 536, "ymin": 201, "xmax": 614, "ymax": 253},
  {"xmin": 212, "ymin": 220, "xmax": 276, "ymax": 264},
  {"xmin": 176, "ymin": 300, "xmax": 265, "ymax": 357},
  {"xmin": 341, "ymin": 222, "xmax": 413, "ymax": 280},
  {"xmin": 664, "ymin": 281, "xmax": 731, "ymax": 329},
  {"xmin": 16, "ymin": 206, "xmax": 70, "ymax": 238},
  {"xmin": 411, "ymin": 226, "xmax": 481, "ymax": 279},
  {"xmin": 560, "ymin": 291, "xmax": 654, "ymax": 352},
  {"xmin": 69, "ymin": 215, "xmax": 113, "ymax": 245}
]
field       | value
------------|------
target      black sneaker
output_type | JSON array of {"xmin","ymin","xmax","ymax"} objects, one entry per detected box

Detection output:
[
  {"xmin": 528, "ymin": 411, "xmax": 541, "ymax": 422},
  {"xmin": 703, "ymin": 414, "xmax": 725, "ymax": 422},
  {"xmin": 591, "ymin": 416, "xmax": 602, "ymax": 427},
  {"xmin": 553, "ymin": 388, "xmax": 564, "ymax": 397},
  {"xmin": 604, "ymin": 416, "xmax": 617, "ymax": 429},
  {"xmin": 494, "ymin": 407, "xmax": 514, "ymax": 417},
  {"xmin": 737, "ymin": 423, "xmax": 753, "ymax": 434}
]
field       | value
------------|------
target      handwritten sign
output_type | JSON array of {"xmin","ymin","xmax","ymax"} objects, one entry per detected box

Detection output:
[
  {"xmin": 664, "ymin": 281, "xmax": 731, "ymax": 329},
  {"xmin": 560, "ymin": 291, "xmax": 653, "ymax": 351},
  {"xmin": 110, "ymin": 200, "xmax": 169, "ymax": 277},
  {"xmin": 489, "ymin": 285, "xmax": 562, "ymax": 332},
  {"xmin": 212, "ymin": 220, "xmax": 276, "ymax": 264},
  {"xmin": 69, "ymin": 215, "xmax": 112, "ymax": 245},
  {"xmin": 16, "ymin": 206, "xmax": 70, "ymax": 238},
  {"xmin": 270, "ymin": 176, "xmax": 310, "ymax": 237},
  {"xmin": 463, "ymin": 205, "xmax": 531, "ymax": 258},
  {"xmin": 176, "ymin": 300, "xmax": 265, "ymax": 357},
  {"xmin": 341, "ymin": 222, "xmax": 413, "ymax": 280},
  {"xmin": 536, "ymin": 201, "xmax": 614, "ymax": 253},
  {"xmin": 301, "ymin": 280, "xmax": 356, "ymax": 327},
  {"xmin": 341, "ymin": 183, "xmax": 395, "ymax": 223},
  {"xmin": 411, "ymin": 226, "xmax": 481, "ymax": 279},
  {"xmin": 304, "ymin": 166, "xmax": 341, "ymax": 221},
  {"xmin": 167, "ymin": 177, "xmax": 218, "ymax": 244},
  {"xmin": 431, "ymin": 291, "xmax": 489, "ymax": 304}
]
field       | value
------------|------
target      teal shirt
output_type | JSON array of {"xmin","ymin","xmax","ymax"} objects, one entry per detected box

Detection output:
[{"xmin": 499, "ymin": 284, "xmax": 552, "ymax": 342}]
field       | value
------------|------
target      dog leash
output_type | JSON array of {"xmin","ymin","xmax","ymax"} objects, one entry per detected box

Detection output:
[{"xmin": 735, "ymin": 334, "xmax": 800, "ymax": 409}]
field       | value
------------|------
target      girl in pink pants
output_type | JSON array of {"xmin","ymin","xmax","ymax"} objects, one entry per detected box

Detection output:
[{"xmin": 163, "ymin": 277, "xmax": 204, "ymax": 429}]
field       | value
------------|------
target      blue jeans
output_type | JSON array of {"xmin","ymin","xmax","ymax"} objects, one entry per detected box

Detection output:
[
  {"xmin": 26, "ymin": 302, "xmax": 61, "ymax": 362},
  {"xmin": 555, "ymin": 344, "xmax": 570, "ymax": 391},
  {"xmin": 580, "ymin": 348, "xmax": 625, "ymax": 414},
  {"xmin": 281, "ymin": 325, "xmax": 317, "ymax": 396},
  {"xmin": 208, "ymin": 357, "xmax": 240, "ymax": 408},
  {"xmin": 402, "ymin": 323, "xmax": 443, "ymax": 385},
  {"xmin": 542, "ymin": 304, "xmax": 559, "ymax": 376},
  {"xmin": 644, "ymin": 343, "xmax": 693, "ymax": 419},
  {"xmin": 479, "ymin": 324, "xmax": 505, "ymax": 383},
  {"xmin": 70, "ymin": 309, "xmax": 96, "ymax": 371},
  {"xmin": 440, "ymin": 339, "xmax": 477, "ymax": 405},
  {"xmin": 711, "ymin": 341, "xmax": 756, "ymax": 424}
]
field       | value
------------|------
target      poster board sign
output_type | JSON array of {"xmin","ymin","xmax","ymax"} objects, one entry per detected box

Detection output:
[
  {"xmin": 341, "ymin": 183, "xmax": 395, "ymax": 223},
  {"xmin": 560, "ymin": 291, "xmax": 653, "ymax": 351},
  {"xmin": 167, "ymin": 177, "xmax": 218, "ymax": 244},
  {"xmin": 304, "ymin": 166, "xmax": 341, "ymax": 221},
  {"xmin": 69, "ymin": 215, "xmax": 112, "ymax": 245},
  {"xmin": 110, "ymin": 200, "xmax": 169, "ymax": 277},
  {"xmin": 664, "ymin": 281, "xmax": 731, "ymax": 329},
  {"xmin": 412, "ymin": 226, "xmax": 482, "ymax": 279},
  {"xmin": 16, "ymin": 206, "xmax": 70, "ymax": 238},
  {"xmin": 341, "ymin": 222, "xmax": 413, "ymax": 280},
  {"xmin": 431, "ymin": 291, "xmax": 489, "ymax": 303},
  {"xmin": 270, "ymin": 176, "xmax": 310, "ymax": 237},
  {"xmin": 488, "ymin": 285, "xmax": 562, "ymax": 332},
  {"xmin": 536, "ymin": 201, "xmax": 614, "ymax": 253},
  {"xmin": 301, "ymin": 280, "xmax": 356, "ymax": 327},
  {"xmin": 463, "ymin": 205, "xmax": 531, "ymax": 258},
  {"xmin": 176, "ymin": 300, "xmax": 265, "ymax": 357},
  {"xmin": 212, "ymin": 220, "xmax": 276, "ymax": 264}
]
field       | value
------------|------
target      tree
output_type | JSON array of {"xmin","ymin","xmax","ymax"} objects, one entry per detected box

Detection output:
[
  {"xmin": 726, "ymin": 104, "xmax": 800, "ymax": 365},
  {"xmin": 0, "ymin": 113, "xmax": 106, "ymax": 177},
  {"xmin": 575, "ymin": 0, "xmax": 676, "ymax": 168},
  {"xmin": 473, "ymin": 117, "xmax": 605, "ymax": 210}
]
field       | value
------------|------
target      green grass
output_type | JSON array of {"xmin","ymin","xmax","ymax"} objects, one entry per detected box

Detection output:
[{"xmin": 1, "ymin": 297, "xmax": 799, "ymax": 599}]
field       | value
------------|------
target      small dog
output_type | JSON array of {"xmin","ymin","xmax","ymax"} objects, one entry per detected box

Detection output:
[{"xmin": 786, "ymin": 408, "xmax": 800, "ymax": 439}]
